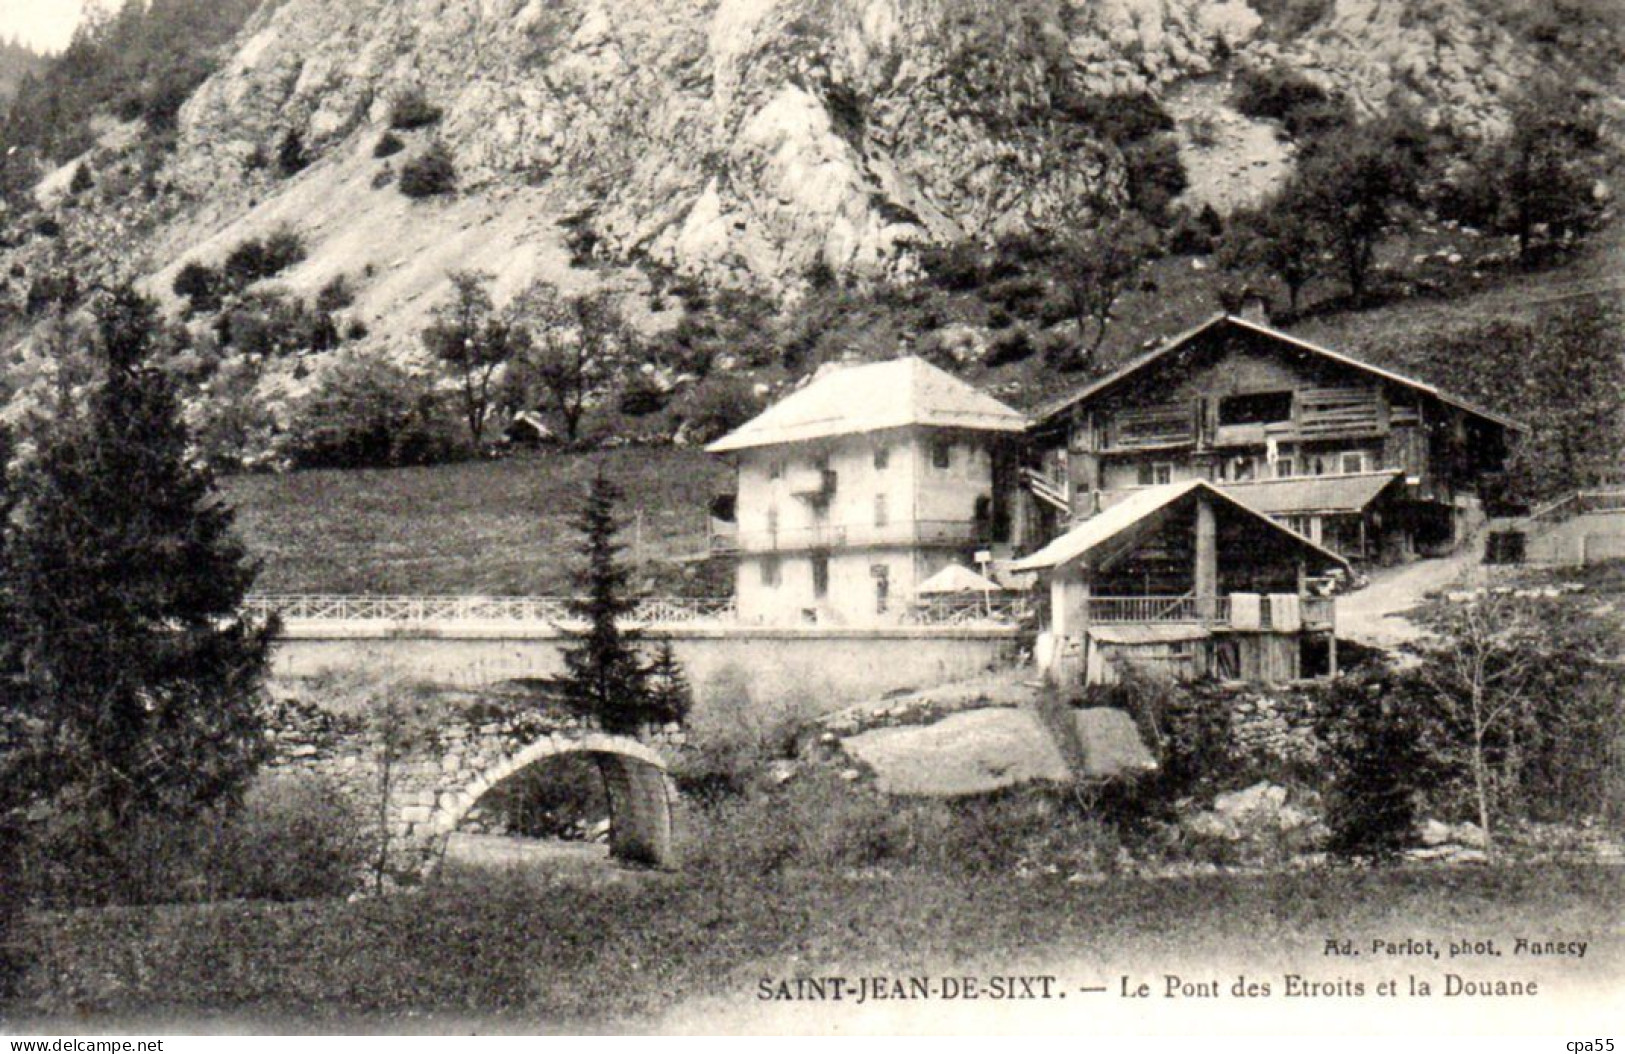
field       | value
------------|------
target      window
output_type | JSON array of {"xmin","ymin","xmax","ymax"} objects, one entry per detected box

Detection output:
[
  {"xmin": 932, "ymin": 440, "xmax": 952, "ymax": 470},
  {"xmin": 766, "ymin": 506, "xmax": 779, "ymax": 536},
  {"xmin": 874, "ymin": 493, "xmax": 888, "ymax": 527},
  {"xmin": 1137, "ymin": 462, "xmax": 1174, "ymax": 486},
  {"xmin": 760, "ymin": 556, "xmax": 781, "ymax": 587},
  {"xmin": 812, "ymin": 554, "xmax": 829, "ymax": 598},
  {"xmin": 1340, "ymin": 452, "xmax": 1368, "ymax": 475},
  {"xmin": 872, "ymin": 564, "xmax": 890, "ymax": 614},
  {"xmin": 1275, "ymin": 458, "xmax": 1296, "ymax": 479},
  {"xmin": 768, "ymin": 459, "xmax": 782, "ymax": 481},
  {"xmin": 874, "ymin": 444, "xmax": 889, "ymax": 470},
  {"xmin": 1222, "ymin": 456, "xmax": 1257, "ymax": 482},
  {"xmin": 1219, "ymin": 390, "xmax": 1293, "ymax": 426}
]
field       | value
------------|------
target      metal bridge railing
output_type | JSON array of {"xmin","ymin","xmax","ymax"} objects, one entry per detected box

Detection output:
[{"xmin": 244, "ymin": 594, "xmax": 738, "ymax": 627}]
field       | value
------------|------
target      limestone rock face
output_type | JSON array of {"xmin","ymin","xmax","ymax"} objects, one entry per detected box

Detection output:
[{"xmin": 165, "ymin": 0, "xmax": 1546, "ymax": 295}]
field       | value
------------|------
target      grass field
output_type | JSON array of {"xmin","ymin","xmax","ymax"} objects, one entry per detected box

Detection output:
[
  {"xmin": 220, "ymin": 446, "xmax": 732, "ymax": 596},
  {"xmin": 7, "ymin": 863, "xmax": 1619, "ymax": 1032}
]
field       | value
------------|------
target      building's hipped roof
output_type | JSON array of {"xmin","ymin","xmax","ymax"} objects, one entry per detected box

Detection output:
[
  {"xmin": 1008, "ymin": 480, "xmax": 1350, "ymax": 574},
  {"xmin": 706, "ymin": 356, "xmax": 1028, "ymax": 453},
  {"xmin": 1033, "ymin": 314, "xmax": 1527, "ymax": 433},
  {"xmin": 1217, "ymin": 470, "xmax": 1406, "ymax": 516}
]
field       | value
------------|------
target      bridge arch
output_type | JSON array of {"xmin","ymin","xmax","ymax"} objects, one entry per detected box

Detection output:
[{"xmin": 430, "ymin": 732, "xmax": 678, "ymax": 868}]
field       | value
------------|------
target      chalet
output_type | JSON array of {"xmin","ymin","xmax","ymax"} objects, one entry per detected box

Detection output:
[
  {"xmin": 1010, "ymin": 480, "xmax": 1349, "ymax": 686},
  {"xmin": 707, "ymin": 357, "xmax": 1028, "ymax": 626},
  {"xmin": 1022, "ymin": 314, "xmax": 1526, "ymax": 563}
]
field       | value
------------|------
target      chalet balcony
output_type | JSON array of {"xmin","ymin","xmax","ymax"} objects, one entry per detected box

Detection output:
[
  {"xmin": 735, "ymin": 519, "xmax": 991, "ymax": 552},
  {"xmin": 1087, "ymin": 594, "xmax": 1334, "ymax": 632}
]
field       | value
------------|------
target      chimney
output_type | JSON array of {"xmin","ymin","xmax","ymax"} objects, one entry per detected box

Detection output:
[{"xmin": 1236, "ymin": 290, "xmax": 1273, "ymax": 326}]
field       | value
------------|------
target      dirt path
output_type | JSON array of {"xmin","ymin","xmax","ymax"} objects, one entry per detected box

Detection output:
[{"xmin": 1336, "ymin": 532, "xmax": 1493, "ymax": 648}]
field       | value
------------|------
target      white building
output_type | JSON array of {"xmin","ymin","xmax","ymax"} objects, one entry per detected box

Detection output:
[{"xmin": 707, "ymin": 357, "xmax": 1029, "ymax": 626}]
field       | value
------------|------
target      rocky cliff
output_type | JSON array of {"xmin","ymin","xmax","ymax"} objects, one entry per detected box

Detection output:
[{"xmin": 13, "ymin": 0, "xmax": 1614, "ymax": 352}]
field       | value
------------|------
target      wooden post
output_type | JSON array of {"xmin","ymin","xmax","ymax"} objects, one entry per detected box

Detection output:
[
  {"xmin": 1195, "ymin": 494, "xmax": 1218, "ymax": 620},
  {"xmin": 1327, "ymin": 633, "xmax": 1338, "ymax": 677}
]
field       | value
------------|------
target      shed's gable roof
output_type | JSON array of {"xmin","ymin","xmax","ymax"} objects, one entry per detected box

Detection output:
[
  {"xmin": 707, "ymin": 356, "xmax": 1028, "ymax": 453},
  {"xmin": 1217, "ymin": 470, "xmax": 1406, "ymax": 516},
  {"xmin": 1008, "ymin": 479, "xmax": 1350, "ymax": 574},
  {"xmin": 1033, "ymin": 314, "xmax": 1526, "ymax": 434}
]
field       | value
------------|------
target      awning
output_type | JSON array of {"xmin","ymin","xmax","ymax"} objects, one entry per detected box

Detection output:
[
  {"xmin": 1088, "ymin": 624, "xmax": 1212, "ymax": 645},
  {"xmin": 917, "ymin": 563, "xmax": 1004, "ymax": 594},
  {"xmin": 1219, "ymin": 471, "xmax": 1404, "ymax": 516}
]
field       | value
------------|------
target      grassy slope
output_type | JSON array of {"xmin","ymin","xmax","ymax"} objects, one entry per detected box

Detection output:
[
  {"xmin": 221, "ymin": 446, "xmax": 732, "ymax": 595},
  {"xmin": 9, "ymin": 864, "xmax": 1619, "ymax": 1031}
]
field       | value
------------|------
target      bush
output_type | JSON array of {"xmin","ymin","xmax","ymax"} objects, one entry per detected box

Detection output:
[
  {"xmin": 985, "ymin": 325, "xmax": 1035, "ymax": 367},
  {"xmin": 1167, "ymin": 203, "xmax": 1223, "ymax": 256},
  {"xmin": 373, "ymin": 130, "xmax": 406, "ymax": 158},
  {"xmin": 276, "ymin": 128, "xmax": 309, "ymax": 177},
  {"xmin": 173, "ymin": 260, "xmax": 223, "ymax": 315},
  {"xmin": 673, "ymin": 375, "xmax": 763, "ymax": 444},
  {"xmin": 1059, "ymin": 90, "xmax": 1174, "ymax": 145},
  {"xmin": 316, "ymin": 273, "xmax": 357, "ymax": 313},
  {"xmin": 222, "ymin": 227, "xmax": 307, "ymax": 291},
  {"xmin": 1233, "ymin": 66, "xmax": 1352, "ymax": 140},
  {"xmin": 1124, "ymin": 135, "xmax": 1189, "ymax": 222},
  {"xmin": 919, "ymin": 240, "xmax": 989, "ymax": 291},
  {"xmin": 399, "ymin": 143, "xmax": 457, "ymax": 198},
  {"xmin": 389, "ymin": 88, "xmax": 444, "ymax": 130},
  {"xmin": 283, "ymin": 352, "xmax": 463, "ymax": 469},
  {"xmin": 1315, "ymin": 673, "xmax": 1430, "ymax": 861},
  {"xmin": 12, "ymin": 774, "xmax": 370, "ymax": 908}
]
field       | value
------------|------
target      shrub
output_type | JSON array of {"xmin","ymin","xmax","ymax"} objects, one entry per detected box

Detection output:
[
  {"xmin": 222, "ymin": 227, "xmax": 307, "ymax": 291},
  {"xmin": 399, "ymin": 142, "xmax": 457, "ymax": 198},
  {"xmin": 1124, "ymin": 135, "xmax": 1189, "ymax": 221},
  {"xmin": 1233, "ymin": 66, "xmax": 1352, "ymax": 140},
  {"xmin": 276, "ymin": 128, "xmax": 309, "ymax": 177},
  {"xmin": 389, "ymin": 88, "xmax": 444, "ymax": 130},
  {"xmin": 68, "ymin": 162, "xmax": 93, "ymax": 195},
  {"xmin": 985, "ymin": 325, "xmax": 1035, "ymax": 366},
  {"xmin": 1059, "ymin": 90, "xmax": 1175, "ymax": 145},
  {"xmin": 373, "ymin": 130, "xmax": 406, "ymax": 158},
  {"xmin": 1315, "ymin": 672, "xmax": 1430, "ymax": 861},
  {"xmin": 173, "ymin": 260, "xmax": 223, "ymax": 315},
  {"xmin": 919, "ymin": 240, "xmax": 989, "ymax": 291},
  {"xmin": 283, "ymin": 352, "xmax": 462, "ymax": 469},
  {"xmin": 617, "ymin": 374, "xmax": 668, "ymax": 416},
  {"xmin": 1167, "ymin": 202, "xmax": 1223, "ymax": 255},
  {"xmin": 316, "ymin": 273, "xmax": 357, "ymax": 313},
  {"xmin": 672, "ymin": 375, "xmax": 764, "ymax": 444}
]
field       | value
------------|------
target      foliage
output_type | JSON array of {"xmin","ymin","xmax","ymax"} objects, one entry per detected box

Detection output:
[
  {"xmin": 388, "ymin": 88, "xmax": 444, "ymax": 130},
  {"xmin": 172, "ymin": 260, "xmax": 223, "ymax": 316},
  {"xmin": 373, "ymin": 131, "xmax": 405, "ymax": 159},
  {"xmin": 1218, "ymin": 193, "xmax": 1327, "ymax": 313},
  {"xmin": 1315, "ymin": 672, "xmax": 1430, "ymax": 861},
  {"xmin": 1443, "ymin": 79, "xmax": 1608, "ymax": 260},
  {"xmin": 558, "ymin": 470, "xmax": 652, "ymax": 735},
  {"xmin": 216, "ymin": 289, "xmax": 336, "ymax": 358},
  {"xmin": 421, "ymin": 270, "xmax": 526, "ymax": 447},
  {"xmin": 399, "ymin": 142, "xmax": 457, "ymax": 198},
  {"xmin": 186, "ymin": 357, "xmax": 277, "ymax": 472},
  {"xmin": 1049, "ymin": 211, "xmax": 1161, "ymax": 365},
  {"xmin": 221, "ymin": 227, "xmax": 308, "ymax": 292},
  {"xmin": 1061, "ymin": 90, "xmax": 1174, "ymax": 146},
  {"xmin": 1232, "ymin": 65, "xmax": 1352, "ymax": 140},
  {"xmin": 644, "ymin": 638, "xmax": 694, "ymax": 726},
  {"xmin": 283, "ymin": 352, "xmax": 460, "ymax": 469},
  {"xmin": 1122, "ymin": 135, "xmax": 1188, "ymax": 222},
  {"xmin": 1401, "ymin": 589, "xmax": 1621, "ymax": 845},
  {"xmin": 507, "ymin": 283, "xmax": 634, "ymax": 444},
  {"xmin": 68, "ymin": 162, "xmax": 93, "ymax": 196},
  {"xmin": 671, "ymin": 374, "xmax": 763, "ymax": 445},
  {"xmin": 0, "ymin": 0, "xmax": 261, "ymax": 162},
  {"xmin": 1287, "ymin": 114, "xmax": 1425, "ymax": 302},
  {"xmin": 276, "ymin": 128, "xmax": 310, "ymax": 178},
  {"xmin": 9, "ymin": 772, "xmax": 370, "ymax": 908},
  {"xmin": 315, "ymin": 273, "xmax": 357, "ymax": 313},
  {"xmin": 4, "ymin": 286, "xmax": 273, "ymax": 847}
]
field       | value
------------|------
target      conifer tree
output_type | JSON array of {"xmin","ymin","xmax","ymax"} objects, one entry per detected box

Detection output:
[
  {"xmin": 558, "ymin": 467, "xmax": 650, "ymax": 735},
  {"xmin": 8, "ymin": 285, "xmax": 274, "ymax": 826},
  {"xmin": 644, "ymin": 637, "xmax": 693, "ymax": 726}
]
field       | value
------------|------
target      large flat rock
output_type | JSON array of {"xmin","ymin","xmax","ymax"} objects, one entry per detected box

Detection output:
[{"xmin": 841, "ymin": 707, "xmax": 1156, "ymax": 797}]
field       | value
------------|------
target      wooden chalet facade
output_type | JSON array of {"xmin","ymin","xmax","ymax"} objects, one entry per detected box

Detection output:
[{"xmin": 1020, "ymin": 314, "xmax": 1525, "ymax": 564}]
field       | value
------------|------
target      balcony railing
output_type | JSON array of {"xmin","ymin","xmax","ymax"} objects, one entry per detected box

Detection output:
[
  {"xmin": 734, "ymin": 519, "xmax": 991, "ymax": 552},
  {"xmin": 906, "ymin": 593, "xmax": 1034, "ymax": 627},
  {"xmin": 1087, "ymin": 594, "xmax": 1334, "ymax": 631},
  {"xmin": 244, "ymin": 594, "xmax": 737, "ymax": 627}
]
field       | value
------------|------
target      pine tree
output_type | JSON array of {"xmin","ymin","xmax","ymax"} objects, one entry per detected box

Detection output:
[
  {"xmin": 8, "ymin": 286, "xmax": 274, "ymax": 827},
  {"xmin": 644, "ymin": 637, "xmax": 693, "ymax": 727},
  {"xmin": 558, "ymin": 467, "xmax": 650, "ymax": 735}
]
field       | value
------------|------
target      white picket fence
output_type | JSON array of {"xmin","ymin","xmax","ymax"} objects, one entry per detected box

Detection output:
[{"xmin": 243, "ymin": 594, "xmax": 737, "ymax": 627}]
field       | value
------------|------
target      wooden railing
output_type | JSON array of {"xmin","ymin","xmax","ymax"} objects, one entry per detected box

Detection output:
[
  {"xmin": 1087, "ymin": 594, "xmax": 1335, "ymax": 631},
  {"xmin": 733, "ymin": 519, "xmax": 991, "ymax": 552},
  {"xmin": 244, "ymin": 595, "xmax": 737, "ymax": 626},
  {"xmin": 907, "ymin": 594, "xmax": 1033, "ymax": 627},
  {"xmin": 1022, "ymin": 468, "xmax": 1071, "ymax": 512}
]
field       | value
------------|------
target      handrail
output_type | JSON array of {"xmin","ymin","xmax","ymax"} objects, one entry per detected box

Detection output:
[{"xmin": 244, "ymin": 594, "xmax": 737, "ymax": 626}]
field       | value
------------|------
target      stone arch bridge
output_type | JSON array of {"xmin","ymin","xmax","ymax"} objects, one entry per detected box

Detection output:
[{"xmin": 265, "ymin": 692, "xmax": 683, "ymax": 872}]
